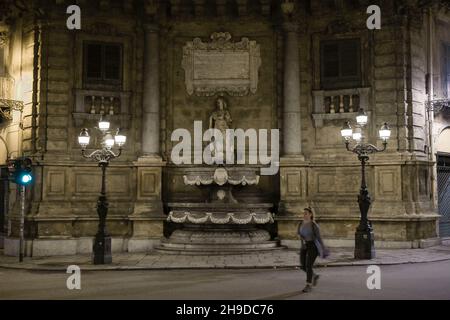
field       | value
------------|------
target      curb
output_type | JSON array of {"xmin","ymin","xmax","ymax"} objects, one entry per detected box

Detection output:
[{"xmin": 1, "ymin": 256, "xmax": 450, "ymax": 272}]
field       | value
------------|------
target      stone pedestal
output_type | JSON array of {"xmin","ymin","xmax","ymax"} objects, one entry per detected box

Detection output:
[
  {"xmin": 131, "ymin": 158, "xmax": 166, "ymax": 248},
  {"xmin": 354, "ymin": 229, "xmax": 376, "ymax": 259},
  {"xmin": 157, "ymin": 224, "xmax": 279, "ymax": 255},
  {"xmin": 278, "ymin": 157, "xmax": 308, "ymax": 240}
]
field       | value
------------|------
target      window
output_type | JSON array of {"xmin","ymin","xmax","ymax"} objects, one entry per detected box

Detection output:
[
  {"xmin": 83, "ymin": 42, "xmax": 122, "ymax": 87},
  {"xmin": 0, "ymin": 47, "xmax": 5, "ymax": 76},
  {"xmin": 445, "ymin": 44, "xmax": 450, "ymax": 97},
  {"xmin": 320, "ymin": 39, "xmax": 361, "ymax": 89}
]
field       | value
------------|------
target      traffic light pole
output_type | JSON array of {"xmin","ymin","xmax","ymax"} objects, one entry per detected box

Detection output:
[
  {"xmin": 19, "ymin": 185, "xmax": 25, "ymax": 262},
  {"xmin": 6, "ymin": 157, "xmax": 33, "ymax": 262}
]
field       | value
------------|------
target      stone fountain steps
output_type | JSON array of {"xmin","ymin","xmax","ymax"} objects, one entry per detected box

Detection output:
[
  {"xmin": 154, "ymin": 239, "xmax": 283, "ymax": 255},
  {"xmin": 154, "ymin": 226, "xmax": 282, "ymax": 255}
]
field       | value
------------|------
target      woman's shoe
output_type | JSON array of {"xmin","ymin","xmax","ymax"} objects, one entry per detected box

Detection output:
[
  {"xmin": 302, "ymin": 284, "xmax": 312, "ymax": 293},
  {"xmin": 312, "ymin": 274, "xmax": 320, "ymax": 286}
]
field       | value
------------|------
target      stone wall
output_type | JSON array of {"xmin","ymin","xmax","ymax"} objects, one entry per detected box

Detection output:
[
  {"xmin": 0, "ymin": 0, "xmax": 447, "ymax": 256},
  {"xmin": 277, "ymin": 2, "xmax": 438, "ymax": 247}
]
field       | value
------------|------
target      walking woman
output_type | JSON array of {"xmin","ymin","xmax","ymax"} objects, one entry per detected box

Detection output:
[{"xmin": 298, "ymin": 207, "xmax": 329, "ymax": 293}]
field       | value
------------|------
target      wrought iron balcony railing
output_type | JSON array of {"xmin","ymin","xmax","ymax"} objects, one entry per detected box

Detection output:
[
  {"xmin": 425, "ymin": 98, "xmax": 450, "ymax": 113},
  {"xmin": 0, "ymin": 75, "xmax": 23, "ymax": 122}
]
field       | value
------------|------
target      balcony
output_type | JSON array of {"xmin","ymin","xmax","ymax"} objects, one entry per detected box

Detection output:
[
  {"xmin": 72, "ymin": 89, "xmax": 131, "ymax": 128},
  {"xmin": 0, "ymin": 76, "xmax": 22, "ymax": 122},
  {"xmin": 425, "ymin": 98, "xmax": 450, "ymax": 113},
  {"xmin": 312, "ymin": 87, "xmax": 370, "ymax": 127}
]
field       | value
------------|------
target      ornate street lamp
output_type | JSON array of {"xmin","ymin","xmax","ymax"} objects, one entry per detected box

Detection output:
[
  {"xmin": 340, "ymin": 109, "xmax": 391, "ymax": 259},
  {"xmin": 78, "ymin": 118, "xmax": 126, "ymax": 264}
]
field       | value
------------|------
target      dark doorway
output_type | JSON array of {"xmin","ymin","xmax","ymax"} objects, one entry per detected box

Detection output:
[{"xmin": 437, "ymin": 153, "xmax": 450, "ymax": 238}]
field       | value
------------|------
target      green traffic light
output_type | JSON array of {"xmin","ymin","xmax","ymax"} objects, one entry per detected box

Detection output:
[{"xmin": 18, "ymin": 173, "xmax": 33, "ymax": 185}]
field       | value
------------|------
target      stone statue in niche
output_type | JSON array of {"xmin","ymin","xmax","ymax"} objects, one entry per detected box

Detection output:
[
  {"xmin": 209, "ymin": 96, "xmax": 233, "ymax": 160},
  {"xmin": 209, "ymin": 96, "xmax": 232, "ymax": 134}
]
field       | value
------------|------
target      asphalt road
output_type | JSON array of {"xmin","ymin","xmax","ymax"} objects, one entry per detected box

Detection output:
[{"xmin": 0, "ymin": 260, "xmax": 450, "ymax": 300}]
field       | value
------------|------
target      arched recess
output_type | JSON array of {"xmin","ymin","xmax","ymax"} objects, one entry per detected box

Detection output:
[{"xmin": 436, "ymin": 126, "xmax": 450, "ymax": 154}]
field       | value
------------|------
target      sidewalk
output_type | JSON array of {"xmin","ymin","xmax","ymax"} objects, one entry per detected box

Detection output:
[{"xmin": 1, "ymin": 244, "xmax": 450, "ymax": 271}]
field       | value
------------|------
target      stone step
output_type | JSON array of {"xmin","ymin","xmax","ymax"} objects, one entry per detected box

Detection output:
[
  {"xmin": 154, "ymin": 241, "xmax": 284, "ymax": 255},
  {"xmin": 159, "ymin": 241, "xmax": 279, "ymax": 249}
]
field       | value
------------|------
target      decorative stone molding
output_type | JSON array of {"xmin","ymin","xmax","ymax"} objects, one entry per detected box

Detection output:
[
  {"xmin": 85, "ymin": 22, "xmax": 118, "ymax": 36},
  {"xmin": 183, "ymin": 171, "xmax": 260, "ymax": 186},
  {"xmin": 326, "ymin": 17, "xmax": 357, "ymax": 34},
  {"xmin": 167, "ymin": 211, "xmax": 274, "ymax": 225},
  {"xmin": 181, "ymin": 32, "xmax": 261, "ymax": 96}
]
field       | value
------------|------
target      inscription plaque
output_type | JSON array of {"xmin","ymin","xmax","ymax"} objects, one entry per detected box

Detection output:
[{"xmin": 182, "ymin": 32, "xmax": 261, "ymax": 96}]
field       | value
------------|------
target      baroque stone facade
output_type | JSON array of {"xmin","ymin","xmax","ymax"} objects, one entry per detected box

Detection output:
[{"xmin": 0, "ymin": 0, "xmax": 449, "ymax": 256}]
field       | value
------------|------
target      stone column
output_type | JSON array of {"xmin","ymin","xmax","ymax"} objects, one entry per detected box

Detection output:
[
  {"xmin": 278, "ymin": 17, "xmax": 307, "ymax": 241},
  {"xmin": 282, "ymin": 22, "xmax": 302, "ymax": 156},
  {"xmin": 141, "ymin": 23, "xmax": 160, "ymax": 158},
  {"xmin": 131, "ymin": 22, "xmax": 165, "ymax": 253}
]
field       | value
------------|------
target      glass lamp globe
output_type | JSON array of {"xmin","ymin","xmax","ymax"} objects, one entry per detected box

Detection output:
[
  {"xmin": 78, "ymin": 128, "xmax": 90, "ymax": 149},
  {"xmin": 98, "ymin": 118, "xmax": 110, "ymax": 131},
  {"xmin": 356, "ymin": 108, "xmax": 368, "ymax": 126},
  {"xmin": 379, "ymin": 122, "xmax": 391, "ymax": 141},
  {"xmin": 114, "ymin": 129, "xmax": 127, "ymax": 147},
  {"xmin": 341, "ymin": 121, "xmax": 353, "ymax": 140},
  {"xmin": 353, "ymin": 127, "xmax": 362, "ymax": 141},
  {"xmin": 104, "ymin": 133, "xmax": 115, "ymax": 148}
]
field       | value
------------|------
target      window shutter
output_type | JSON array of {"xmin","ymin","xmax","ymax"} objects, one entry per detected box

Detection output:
[
  {"xmin": 320, "ymin": 39, "xmax": 361, "ymax": 89},
  {"xmin": 85, "ymin": 43, "xmax": 102, "ymax": 79},
  {"xmin": 323, "ymin": 43, "xmax": 339, "ymax": 78},
  {"xmin": 104, "ymin": 45, "xmax": 121, "ymax": 81},
  {"xmin": 340, "ymin": 40, "xmax": 358, "ymax": 77}
]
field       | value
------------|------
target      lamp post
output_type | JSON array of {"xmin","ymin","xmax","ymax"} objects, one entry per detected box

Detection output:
[
  {"xmin": 78, "ymin": 118, "xmax": 126, "ymax": 264},
  {"xmin": 340, "ymin": 108, "xmax": 391, "ymax": 259}
]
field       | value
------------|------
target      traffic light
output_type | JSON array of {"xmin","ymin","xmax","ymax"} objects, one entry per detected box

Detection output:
[{"xmin": 7, "ymin": 157, "xmax": 33, "ymax": 185}]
